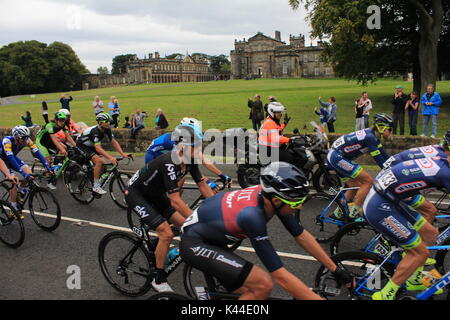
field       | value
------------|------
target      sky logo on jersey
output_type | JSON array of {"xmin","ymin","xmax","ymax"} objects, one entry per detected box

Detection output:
[
  {"xmin": 394, "ymin": 181, "xmax": 427, "ymax": 193},
  {"xmin": 344, "ymin": 144, "xmax": 362, "ymax": 153},
  {"xmin": 165, "ymin": 164, "xmax": 176, "ymax": 180}
]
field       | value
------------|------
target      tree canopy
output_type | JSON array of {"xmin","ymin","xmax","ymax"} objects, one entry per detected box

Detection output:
[
  {"xmin": 111, "ymin": 54, "xmax": 137, "ymax": 74},
  {"xmin": 0, "ymin": 40, "xmax": 88, "ymax": 96}
]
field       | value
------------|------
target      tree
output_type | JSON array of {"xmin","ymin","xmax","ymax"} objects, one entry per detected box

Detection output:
[
  {"xmin": 97, "ymin": 66, "xmax": 109, "ymax": 75},
  {"xmin": 288, "ymin": 0, "xmax": 448, "ymax": 93},
  {"xmin": 111, "ymin": 54, "xmax": 137, "ymax": 74},
  {"xmin": 209, "ymin": 55, "xmax": 230, "ymax": 75}
]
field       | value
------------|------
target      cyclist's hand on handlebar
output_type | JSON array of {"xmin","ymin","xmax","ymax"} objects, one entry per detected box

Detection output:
[
  {"xmin": 8, "ymin": 175, "xmax": 18, "ymax": 185},
  {"xmin": 332, "ymin": 266, "xmax": 355, "ymax": 289},
  {"xmin": 206, "ymin": 179, "xmax": 220, "ymax": 193},
  {"xmin": 219, "ymin": 174, "xmax": 232, "ymax": 188},
  {"xmin": 110, "ymin": 157, "xmax": 118, "ymax": 166},
  {"xmin": 26, "ymin": 175, "xmax": 35, "ymax": 182}
]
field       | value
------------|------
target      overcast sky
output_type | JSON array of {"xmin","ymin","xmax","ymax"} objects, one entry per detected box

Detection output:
[{"xmin": 0, "ymin": 0, "xmax": 313, "ymax": 73}]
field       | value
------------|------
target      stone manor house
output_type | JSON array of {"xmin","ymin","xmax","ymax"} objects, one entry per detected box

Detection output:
[{"xmin": 230, "ymin": 31, "xmax": 333, "ymax": 79}]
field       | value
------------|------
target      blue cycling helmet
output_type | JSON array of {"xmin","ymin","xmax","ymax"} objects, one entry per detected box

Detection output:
[{"xmin": 172, "ymin": 123, "xmax": 203, "ymax": 147}]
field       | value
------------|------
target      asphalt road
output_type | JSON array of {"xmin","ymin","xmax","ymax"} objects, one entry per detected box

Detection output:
[{"xmin": 0, "ymin": 156, "xmax": 448, "ymax": 300}]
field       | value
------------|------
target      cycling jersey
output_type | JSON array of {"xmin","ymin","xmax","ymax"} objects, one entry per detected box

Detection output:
[
  {"xmin": 36, "ymin": 122, "xmax": 68, "ymax": 157},
  {"xmin": 0, "ymin": 136, "xmax": 50, "ymax": 178},
  {"xmin": 383, "ymin": 145, "xmax": 447, "ymax": 168},
  {"xmin": 181, "ymin": 185, "xmax": 304, "ymax": 273},
  {"xmin": 76, "ymin": 126, "xmax": 114, "ymax": 148},
  {"xmin": 144, "ymin": 132, "xmax": 174, "ymax": 164}
]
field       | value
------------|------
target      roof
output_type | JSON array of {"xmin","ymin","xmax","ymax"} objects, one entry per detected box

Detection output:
[{"xmin": 247, "ymin": 32, "xmax": 285, "ymax": 44}]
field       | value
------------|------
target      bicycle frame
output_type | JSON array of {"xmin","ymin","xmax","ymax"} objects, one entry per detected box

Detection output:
[{"xmin": 315, "ymin": 186, "xmax": 360, "ymax": 227}]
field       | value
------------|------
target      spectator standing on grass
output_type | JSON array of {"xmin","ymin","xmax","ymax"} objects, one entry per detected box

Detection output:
[
  {"xmin": 355, "ymin": 99, "xmax": 365, "ymax": 130},
  {"xmin": 405, "ymin": 91, "xmax": 420, "ymax": 136},
  {"xmin": 421, "ymin": 84, "xmax": 442, "ymax": 138},
  {"xmin": 131, "ymin": 109, "xmax": 148, "ymax": 139},
  {"xmin": 319, "ymin": 96, "xmax": 337, "ymax": 133},
  {"xmin": 92, "ymin": 96, "xmax": 104, "ymax": 115},
  {"xmin": 21, "ymin": 111, "xmax": 33, "ymax": 128},
  {"xmin": 108, "ymin": 96, "xmax": 120, "ymax": 128},
  {"xmin": 314, "ymin": 105, "xmax": 329, "ymax": 128},
  {"xmin": 42, "ymin": 101, "xmax": 49, "ymax": 124},
  {"xmin": 155, "ymin": 108, "xmax": 169, "ymax": 129},
  {"xmin": 60, "ymin": 93, "xmax": 73, "ymax": 111},
  {"xmin": 247, "ymin": 94, "xmax": 264, "ymax": 131},
  {"xmin": 391, "ymin": 85, "xmax": 409, "ymax": 135},
  {"xmin": 356, "ymin": 92, "xmax": 372, "ymax": 128}
]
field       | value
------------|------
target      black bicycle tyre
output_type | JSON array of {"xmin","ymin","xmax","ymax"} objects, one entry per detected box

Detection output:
[
  {"xmin": 329, "ymin": 221, "xmax": 381, "ymax": 255},
  {"xmin": 28, "ymin": 186, "xmax": 62, "ymax": 232},
  {"xmin": 98, "ymin": 231, "xmax": 153, "ymax": 297},
  {"xmin": 63, "ymin": 163, "xmax": 95, "ymax": 204},
  {"xmin": 312, "ymin": 168, "xmax": 342, "ymax": 196},
  {"xmin": 0, "ymin": 200, "xmax": 25, "ymax": 248},
  {"xmin": 148, "ymin": 292, "xmax": 193, "ymax": 300},
  {"xmin": 109, "ymin": 172, "xmax": 131, "ymax": 209}
]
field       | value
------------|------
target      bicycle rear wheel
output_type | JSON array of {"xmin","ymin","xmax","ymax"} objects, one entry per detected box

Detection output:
[
  {"xmin": 64, "ymin": 163, "xmax": 95, "ymax": 204},
  {"xmin": 28, "ymin": 187, "xmax": 61, "ymax": 231},
  {"xmin": 98, "ymin": 231, "xmax": 154, "ymax": 297},
  {"xmin": 296, "ymin": 193, "xmax": 346, "ymax": 243},
  {"xmin": 0, "ymin": 200, "xmax": 25, "ymax": 248},
  {"xmin": 182, "ymin": 264, "xmax": 228, "ymax": 299},
  {"xmin": 109, "ymin": 172, "xmax": 131, "ymax": 209},
  {"xmin": 314, "ymin": 251, "xmax": 395, "ymax": 300}
]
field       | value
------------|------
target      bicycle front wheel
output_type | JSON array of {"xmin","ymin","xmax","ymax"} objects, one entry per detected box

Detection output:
[
  {"xmin": 28, "ymin": 187, "xmax": 61, "ymax": 231},
  {"xmin": 329, "ymin": 221, "xmax": 383, "ymax": 255},
  {"xmin": 63, "ymin": 163, "xmax": 95, "ymax": 204},
  {"xmin": 183, "ymin": 264, "xmax": 228, "ymax": 299},
  {"xmin": 98, "ymin": 231, "xmax": 154, "ymax": 297},
  {"xmin": 0, "ymin": 200, "xmax": 25, "ymax": 248},
  {"xmin": 109, "ymin": 172, "xmax": 131, "ymax": 209}
]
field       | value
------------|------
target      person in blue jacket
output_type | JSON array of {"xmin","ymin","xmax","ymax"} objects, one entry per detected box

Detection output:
[{"xmin": 421, "ymin": 84, "xmax": 443, "ymax": 138}]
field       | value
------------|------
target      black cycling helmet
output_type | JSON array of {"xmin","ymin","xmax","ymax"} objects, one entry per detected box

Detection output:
[
  {"xmin": 96, "ymin": 112, "xmax": 112, "ymax": 123},
  {"xmin": 172, "ymin": 124, "xmax": 203, "ymax": 147},
  {"xmin": 373, "ymin": 113, "xmax": 394, "ymax": 132},
  {"xmin": 260, "ymin": 162, "xmax": 309, "ymax": 201}
]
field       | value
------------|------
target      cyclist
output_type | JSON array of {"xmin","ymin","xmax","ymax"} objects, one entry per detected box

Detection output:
[
  {"xmin": 0, "ymin": 126, "xmax": 52, "ymax": 212},
  {"xmin": 54, "ymin": 109, "xmax": 83, "ymax": 143},
  {"xmin": 180, "ymin": 162, "xmax": 353, "ymax": 300},
  {"xmin": 125, "ymin": 123, "xmax": 215, "ymax": 292},
  {"xmin": 258, "ymin": 102, "xmax": 294, "ymax": 164},
  {"xmin": 326, "ymin": 113, "xmax": 393, "ymax": 220},
  {"xmin": 76, "ymin": 112, "xmax": 130, "ymax": 195},
  {"xmin": 36, "ymin": 112, "xmax": 77, "ymax": 179},
  {"xmin": 363, "ymin": 156, "xmax": 450, "ymax": 300},
  {"xmin": 145, "ymin": 117, "xmax": 232, "ymax": 190}
]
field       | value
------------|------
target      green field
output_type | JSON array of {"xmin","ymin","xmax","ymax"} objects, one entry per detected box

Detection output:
[{"xmin": 2, "ymin": 78, "xmax": 449, "ymax": 135}]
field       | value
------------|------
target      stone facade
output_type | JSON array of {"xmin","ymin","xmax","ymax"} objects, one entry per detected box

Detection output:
[
  {"xmin": 230, "ymin": 31, "xmax": 334, "ymax": 79},
  {"xmin": 82, "ymin": 53, "xmax": 214, "ymax": 90}
]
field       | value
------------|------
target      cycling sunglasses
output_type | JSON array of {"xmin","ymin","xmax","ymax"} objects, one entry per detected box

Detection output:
[
  {"xmin": 376, "ymin": 124, "xmax": 393, "ymax": 133},
  {"xmin": 275, "ymin": 196, "xmax": 307, "ymax": 209}
]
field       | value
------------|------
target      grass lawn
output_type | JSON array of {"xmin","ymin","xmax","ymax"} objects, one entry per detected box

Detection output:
[{"xmin": 2, "ymin": 78, "xmax": 449, "ymax": 136}]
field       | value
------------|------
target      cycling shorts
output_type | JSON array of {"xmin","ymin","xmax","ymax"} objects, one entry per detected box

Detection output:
[
  {"xmin": 76, "ymin": 142, "xmax": 98, "ymax": 160},
  {"xmin": 362, "ymin": 188, "xmax": 426, "ymax": 250},
  {"xmin": 124, "ymin": 188, "xmax": 176, "ymax": 230},
  {"xmin": 180, "ymin": 235, "xmax": 253, "ymax": 292},
  {"xmin": 326, "ymin": 149, "xmax": 362, "ymax": 181}
]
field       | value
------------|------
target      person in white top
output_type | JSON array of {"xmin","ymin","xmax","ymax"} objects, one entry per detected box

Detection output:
[
  {"xmin": 92, "ymin": 96, "xmax": 104, "ymax": 115},
  {"xmin": 357, "ymin": 92, "xmax": 372, "ymax": 128}
]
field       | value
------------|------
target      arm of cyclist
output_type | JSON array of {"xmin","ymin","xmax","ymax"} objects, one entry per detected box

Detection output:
[
  {"xmin": 0, "ymin": 158, "xmax": 18, "ymax": 184},
  {"xmin": 167, "ymin": 192, "xmax": 192, "ymax": 218},
  {"xmin": 49, "ymin": 134, "xmax": 68, "ymax": 156},
  {"xmin": 94, "ymin": 143, "xmax": 118, "ymax": 166},
  {"xmin": 64, "ymin": 131, "xmax": 77, "ymax": 147},
  {"xmin": 110, "ymin": 139, "xmax": 130, "ymax": 159},
  {"xmin": 367, "ymin": 135, "xmax": 390, "ymax": 168},
  {"xmin": 201, "ymin": 154, "xmax": 232, "ymax": 187},
  {"xmin": 197, "ymin": 177, "xmax": 215, "ymax": 197},
  {"xmin": 27, "ymin": 141, "xmax": 51, "ymax": 173}
]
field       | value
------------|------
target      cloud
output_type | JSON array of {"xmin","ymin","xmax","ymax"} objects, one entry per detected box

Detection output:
[{"xmin": 0, "ymin": 0, "xmax": 312, "ymax": 72}]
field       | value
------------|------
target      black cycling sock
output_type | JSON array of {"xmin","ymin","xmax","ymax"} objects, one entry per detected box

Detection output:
[{"xmin": 154, "ymin": 268, "xmax": 167, "ymax": 284}]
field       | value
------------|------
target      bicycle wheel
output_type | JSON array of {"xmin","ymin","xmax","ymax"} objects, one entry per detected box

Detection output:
[
  {"xmin": 312, "ymin": 169, "xmax": 342, "ymax": 196},
  {"xmin": 98, "ymin": 231, "xmax": 154, "ymax": 297},
  {"xmin": 329, "ymin": 221, "xmax": 385, "ymax": 255},
  {"xmin": 63, "ymin": 163, "xmax": 94, "ymax": 204},
  {"xmin": 182, "ymin": 264, "xmax": 227, "ymax": 299},
  {"xmin": 109, "ymin": 172, "xmax": 131, "ymax": 209},
  {"xmin": 296, "ymin": 193, "xmax": 347, "ymax": 243},
  {"xmin": 314, "ymin": 251, "xmax": 395, "ymax": 300},
  {"xmin": 28, "ymin": 187, "xmax": 61, "ymax": 231},
  {"xmin": 148, "ymin": 292, "xmax": 193, "ymax": 300},
  {"xmin": 0, "ymin": 200, "xmax": 25, "ymax": 248}
]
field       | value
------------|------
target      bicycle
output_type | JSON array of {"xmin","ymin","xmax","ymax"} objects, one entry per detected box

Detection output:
[
  {"xmin": 0, "ymin": 199, "xmax": 25, "ymax": 248},
  {"xmin": 0, "ymin": 175, "xmax": 61, "ymax": 232},
  {"xmin": 64, "ymin": 155, "xmax": 133, "ymax": 209},
  {"xmin": 295, "ymin": 186, "xmax": 360, "ymax": 243}
]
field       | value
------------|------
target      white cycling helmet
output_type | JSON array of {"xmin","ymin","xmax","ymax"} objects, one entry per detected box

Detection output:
[
  {"xmin": 180, "ymin": 117, "xmax": 201, "ymax": 128},
  {"xmin": 267, "ymin": 102, "xmax": 286, "ymax": 118},
  {"xmin": 12, "ymin": 125, "xmax": 30, "ymax": 139},
  {"xmin": 58, "ymin": 109, "xmax": 71, "ymax": 116}
]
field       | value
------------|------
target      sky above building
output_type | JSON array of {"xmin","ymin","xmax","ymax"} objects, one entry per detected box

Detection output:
[{"xmin": 0, "ymin": 0, "xmax": 313, "ymax": 73}]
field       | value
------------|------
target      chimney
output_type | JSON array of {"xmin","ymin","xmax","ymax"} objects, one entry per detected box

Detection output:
[
  {"xmin": 149, "ymin": 53, "xmax": 153, "ymax": 59},
  {"xmin": 275, "ymin": 30, "xmax": 281, "ymax": 41},
  {"xmin": 155, "ymin": 52, "xmax": 160, "ymax": 59}
]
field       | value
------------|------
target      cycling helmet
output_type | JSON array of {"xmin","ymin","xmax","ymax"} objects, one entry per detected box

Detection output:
[
  {"xmin": 373, "ymin": 113, "xmax": 393, "ymax": 132},
  {"xmin": 172, "ymin": 124, "xmax": 204, "ymax": 147},
  {"xmin": 260, "ymin": 162, "xmax": 309, "ymax": 201},
  {"xmin": 58, "ymin": 109, "xmax": 71, "ymax": 116},
  {"xmin": 180, "ymin": 117, "xmax": 201, "ymax": 129},
  {"xmin": 267, "ymin": 102, "xmax": 286, "ymax": 118},
  {"xmin": 12, "ymin": 125, "xmax": 30, "ymax": 139},
  {"xmin": 54, "ymin": 111, "xmax": 67, "ymax": 120},
  {"xmin": 96, "ymin": 112, "xmax": 112, "ymax": 123}
]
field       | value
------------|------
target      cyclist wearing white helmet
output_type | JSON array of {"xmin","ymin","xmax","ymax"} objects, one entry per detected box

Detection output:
[
  {"xmin": 144, "ymin": 118, "xmax": 232, "ymax": 189},
  {"xmin": 258, "ymin": 101, "xmax": 294, "ymax": 164},
  {"xmin": 76, "ymin": 112, "xmax": 131, "ymax": 194}
]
